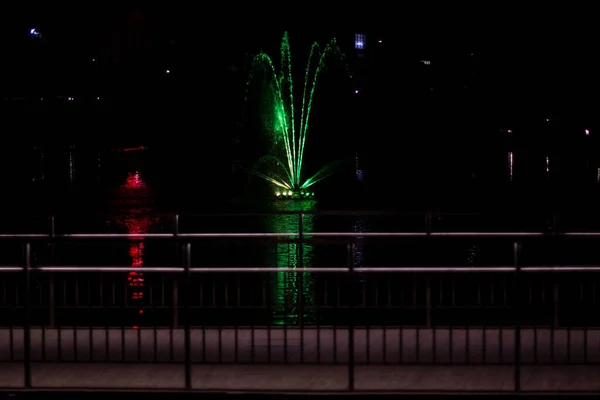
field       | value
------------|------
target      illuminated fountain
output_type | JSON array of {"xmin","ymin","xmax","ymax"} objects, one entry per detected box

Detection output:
[
  {"xmin": 113, "ymin": 171, "xmax": 159, "ymax": 328},
  {"xmin": 248, "ymin": 32, "xmax": 344, "ymax": 198},
  {"xmin": 266, "ymin": 199, "xmax": 317, "ymax": 325}
]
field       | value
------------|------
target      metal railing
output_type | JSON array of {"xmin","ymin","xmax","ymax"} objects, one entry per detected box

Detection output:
[{"xmin": 1, "ymin": 212, "xmax": 600, "ymax": 392}]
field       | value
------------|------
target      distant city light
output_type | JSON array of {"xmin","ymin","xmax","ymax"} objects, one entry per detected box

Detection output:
[
  {"xmin": 546, "ymin": 118, "xmax": 551, "ymax": 122},
  {"xmin": 354, "ymin": 90, "xmax": 359, "ymax": 94},
  {"xmin": 585, "ymin": 129, "xmax": 590, "ymax": 136},
  {"xmin": 421, "ymin": 60, "xmax": 431, "ymax": 65},
  {"xmin": 165, "ymin": 69, "xmax": 170, "ymax": 74},
  {"xmin": 355, "ymin": 33, "xmax": 365, "ymax": 50},
  {"xmin": 507, "ymin": 129, "xmax": 512, "ymax": 133},
  {"xmin": 378, "ymin": 40, "xmax": 382, "ymax": 43},
  {"xmin": 96, "ymin": 97, "xmax": 100, "ymax": 100},
  {"xmin": 67, "ymin": 97, "xmax": 73, "ymax": 101}
]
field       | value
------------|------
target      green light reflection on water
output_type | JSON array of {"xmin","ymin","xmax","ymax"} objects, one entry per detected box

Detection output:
[{"xmin": 266, "ymin": 199, "xmax": 317, "ymax": 326}]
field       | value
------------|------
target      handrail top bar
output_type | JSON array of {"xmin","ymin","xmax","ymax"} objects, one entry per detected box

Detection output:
[
  {"xmin": 41, "ymin": 210, "xmax": 430, "ymax": 218},
  {"xmin": 357, "ymin": 266, "xmax": 600, "ymax": 272},
  {"xmin": 19, "ymin": 210, "xmax": 600, "ymax": 218},
  {"xmin": 1, "ymin": 265, "xmax": 600, "ymax": 272},
  {"xmin": 28, "ymin": 266, "xmax": 345, "ymax": 273},
  {"xmin": 2, "ymin": 231, "xmax": 600, "ymax": 239}
]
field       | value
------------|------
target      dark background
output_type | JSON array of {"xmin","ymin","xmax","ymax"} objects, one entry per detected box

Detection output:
[{"xmin": 0, "ymin": 4, "xmax": 598, "ymax": 210}]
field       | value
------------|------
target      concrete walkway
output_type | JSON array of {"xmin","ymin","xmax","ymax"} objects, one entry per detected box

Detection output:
[
  {"xmin": 0, "ymin": 364, "xmax": 599, "ymax": 391},
  {"xmin": 0, "ymin": 327, "xmax": 598, "ymax": 391}
]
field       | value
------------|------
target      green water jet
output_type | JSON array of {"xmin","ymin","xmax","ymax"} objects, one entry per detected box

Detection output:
[{"xmin": 248, "ymin": 32, "xmax": 343, "ymax": 195}]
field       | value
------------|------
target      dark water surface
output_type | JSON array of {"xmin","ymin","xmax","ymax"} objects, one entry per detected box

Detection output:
[{"xmin": 2, "ymin": 166, "xmax": 600, "ymax": 328}]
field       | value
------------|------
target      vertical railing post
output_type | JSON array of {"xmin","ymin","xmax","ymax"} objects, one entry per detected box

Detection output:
[
  {"xmin": 183, "ymin": 242, "xmax": 192, "ymax": 390},
  {"xmin": 551, "ymin": 212, "xmax": 559, "ymax": 328},
  {"xmin": 48, "ymin": 276, "xmax": 55, "ymax": 328},
  {"xmin": 49, "ymin": 215, "xmax": 55, "ymax": 327},
  {"xmin": 425, "ymin": 213, "xmax": 432, "ymax": 328},
  {"xmin": 298, "ymin": 213, "xmax": 304, "ymax": 328},
  {"xmin": 298, "ymin": 212, "xmax": 303, "ymax": 241},
  {"xmin": 49, "ymin": 215, "xmax": 55, "ymax": 238},
  {"xmin": 513, "ymin": 241, "xmax": 521, "ymax": 392},
  {"xmin": 24, "ymin": 242, "xmax": 32, "ymax": 388},
  {"xmin": 425, "ymin": 212, "xmax": 432, "ymax": 235},
  {"xmin": 172, "ymin": 281, "xmax": 179, "ymax": 328},
  {"xmin": 425, "ymin": 276, "xmax": 432, "ymax": 328},
  {"xmin": 347, "ymin": 242, "xmax": 356, "ymax": 391},
  {"xmin": 174, "ymin": 214, "xmax": 179, "ymax": 236},
  {"xmin": 173, "ymin": 214, "xmax": 180, "ymax": 329},
  {"xmin": 553, "ymin": 283, "xmax": 559, "ymax": 328}
]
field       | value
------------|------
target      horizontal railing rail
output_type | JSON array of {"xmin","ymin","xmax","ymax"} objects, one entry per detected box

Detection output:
[
  {"xmin": 34, "ymin": 210, "xmax": 600, "ymax": 217},
  {"xmin": 3, "ymin": 231, "xmax": 600, "ymax": 239},
  {"xmin": 1, "ymin": 265, "xmax": 600, "ymax": 273}
]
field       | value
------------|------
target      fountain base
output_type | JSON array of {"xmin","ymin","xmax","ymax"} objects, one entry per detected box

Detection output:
[{"xmin": 274, "ymin": 190, "xmax": 315, "ymax": 200}]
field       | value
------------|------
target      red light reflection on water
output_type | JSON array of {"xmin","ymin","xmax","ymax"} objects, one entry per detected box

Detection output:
[
  {"xmin": 126, "ymin": 171, "xmax": 145, "ymax": 189},
  {"xmin": 114, "ymin": 171, "xmax": 158, "ymax": 328},
  {"xmin": 128, "ymin": 238, "xmax": 145, "ymax": 301}
]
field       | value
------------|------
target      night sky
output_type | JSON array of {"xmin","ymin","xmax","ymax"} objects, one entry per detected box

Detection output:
[{"xmin": 1, "ymin": 5, "xmax": 599, "ymax": 189}]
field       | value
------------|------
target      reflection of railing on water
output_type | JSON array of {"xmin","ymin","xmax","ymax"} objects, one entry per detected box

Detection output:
[{"xmin": 267, "ymin": 200, "xmax": 317, "ymax": 325}]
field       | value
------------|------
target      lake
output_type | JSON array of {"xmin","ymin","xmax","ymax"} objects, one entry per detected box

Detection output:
[{"xmin": 1, "ymin": 160, "xmax": 600, "ymax": 328}]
